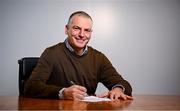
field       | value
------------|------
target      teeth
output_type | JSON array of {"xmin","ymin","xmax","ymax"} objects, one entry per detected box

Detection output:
[{"xmin": 76, "ymin": 39, "xmax": 85, "ymax": 41}]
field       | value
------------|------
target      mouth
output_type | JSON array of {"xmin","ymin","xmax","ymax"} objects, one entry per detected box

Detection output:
[
  {"xmin": 74, "ymin": 37, "xmax": 86, "ymax": 44},
  {"xmin": 76, "ymin": 39, "xmax": 85, "ymax": 44}
]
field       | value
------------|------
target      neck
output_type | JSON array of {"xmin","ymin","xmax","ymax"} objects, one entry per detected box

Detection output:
[
  {"xmin": 66, "ymin": 38, "xmax": 86, "ymax": 56},
  {"xmin": 74, "ymin": 48, "xmax": 84, "ymax": 56}
]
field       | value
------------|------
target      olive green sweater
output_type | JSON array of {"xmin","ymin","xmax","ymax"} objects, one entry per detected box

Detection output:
[{"xmin": 24, "ymin": 42, "xmax": 132, "ymax": 99}]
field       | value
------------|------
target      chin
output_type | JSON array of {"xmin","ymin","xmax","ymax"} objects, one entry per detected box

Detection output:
[
  {"xmin": 75, "ymin": 42, "xmax": 87, "ymax": 48},
  {"xmin": 76, "ymin": 45, "xmax": 86, "ymax": 49}
]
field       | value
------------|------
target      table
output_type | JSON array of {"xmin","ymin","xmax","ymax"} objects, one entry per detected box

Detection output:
[{"xmin": 0, "ymin": 95, "xmax": 180, "ymax": 110}]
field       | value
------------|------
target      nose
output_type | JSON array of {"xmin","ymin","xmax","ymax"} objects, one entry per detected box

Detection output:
[{"xmin": 79, "ymin": 30, "xmax": 85, "ymax": 38}]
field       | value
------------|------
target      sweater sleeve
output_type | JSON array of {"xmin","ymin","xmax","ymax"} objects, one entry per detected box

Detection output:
[
  {"xmin": 99, "ymin": 53, "xmax": 132, "ymax": 96},
  {"xmin": 24, "ymin": 48, "xmax": 61, "ymax": 99}
]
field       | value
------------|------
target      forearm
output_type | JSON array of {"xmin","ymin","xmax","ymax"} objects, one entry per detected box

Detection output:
[{"xmin": 24, "ymin": 79, "xmax": 61, "ymax": 99}]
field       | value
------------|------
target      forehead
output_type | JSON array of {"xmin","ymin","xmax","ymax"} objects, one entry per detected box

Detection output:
[{"xmin": 70, "ymin": 15, "xmax": 93, "ymax": 28}]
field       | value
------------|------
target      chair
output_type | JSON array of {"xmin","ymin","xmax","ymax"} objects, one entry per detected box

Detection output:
[{"xmin": 18, "ymin": 57, "xmax": 39, "ymax": 96}]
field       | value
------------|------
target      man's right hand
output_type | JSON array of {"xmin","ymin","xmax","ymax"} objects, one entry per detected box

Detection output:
[{"xmin": 63, "ymin": 85, "xmax": 87, "ymax": 100}]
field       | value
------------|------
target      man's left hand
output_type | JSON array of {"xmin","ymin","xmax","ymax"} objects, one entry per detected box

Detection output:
[{"xmin": 97, "ymin": 87, "xmax": 133, "ymax": 101}]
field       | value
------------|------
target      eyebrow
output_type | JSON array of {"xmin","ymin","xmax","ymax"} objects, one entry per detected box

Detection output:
[{"xmin": 72, "ymin": 25, "xmax": 92, "ymax": 32}]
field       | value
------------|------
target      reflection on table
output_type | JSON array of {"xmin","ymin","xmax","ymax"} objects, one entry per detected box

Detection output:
[{"xmin": 0, "ymin": 95, "xmax": 180, "ymax": 110}]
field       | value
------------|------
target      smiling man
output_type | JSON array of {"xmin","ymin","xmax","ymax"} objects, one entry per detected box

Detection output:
[
  {"xmin": 24, "ymin": 11, "xmax": 133, "ymax": 100},
  {"xmin": 65, "ymin": 12, "xmax": 93, "ymax": 55}
]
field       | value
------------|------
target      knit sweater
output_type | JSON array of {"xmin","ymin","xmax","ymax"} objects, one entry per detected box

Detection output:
[{"xmin": 24, "ymin": 42, "xmax": 132, "ymax": 99}]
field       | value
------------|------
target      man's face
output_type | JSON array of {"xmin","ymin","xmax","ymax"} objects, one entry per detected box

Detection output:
[{"xmin": 65, "ymin": 15, "xmax": 93, "ymax": 51}]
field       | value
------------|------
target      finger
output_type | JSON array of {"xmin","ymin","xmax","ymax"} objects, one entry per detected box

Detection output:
[
  {"xmin": 76, "ymin": 93, "xmax": 85, "ymax": 100},
  {"xmin": 73, "ymin": 92, "xmax": 84, "ymax": 100},
  {"xmin": 119, "ymin": 93, "xmax": 127, "ymax": 100},
  {"xmin": 126, "ymin": 95, "xmax": 133, "ymax": 100},
  {"xmin": 73, "ymin": 91, "xmax": 87, "ymax": 99},
  {"xmin": 70, "ymin": 85, "xmax": 87, "ymax": 95},
  {"xmin": 114, "ymin": 93, "xmax": 120, "ymax": 100},
  {"xmin": 73, "ymin": 88, "xmax": 87, "ymax": 97},
  {"xmin": 110, "ymin": 92, "xmax": 116, "ymax": 100},
  {"xmin": 65, "ymin": 86, "xmax": 87, "ymax": 99},
  {"xmin": 74, "ymin": 85, "xmax": 87, "ymax": 93}
]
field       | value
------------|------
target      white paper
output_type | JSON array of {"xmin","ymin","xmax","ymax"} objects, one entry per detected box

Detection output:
[{"xmin": 81, "ymin": 96, "xmax": 111, "ymax": 102}]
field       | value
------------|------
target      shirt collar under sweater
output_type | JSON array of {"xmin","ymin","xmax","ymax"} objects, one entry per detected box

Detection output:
[{"xmin": 64, "ymin": 38, "xmax": 88, "ymax": 56}]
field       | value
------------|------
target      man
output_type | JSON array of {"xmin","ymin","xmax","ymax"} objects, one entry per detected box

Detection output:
[{"xmin": 24, "ymin": 11, "xmax": 133, "ymax": 100}]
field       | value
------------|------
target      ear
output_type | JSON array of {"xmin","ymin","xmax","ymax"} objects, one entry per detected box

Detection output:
[{"xmin": 65, "ymin": 25, "xmax": 68, "ymax": 35}]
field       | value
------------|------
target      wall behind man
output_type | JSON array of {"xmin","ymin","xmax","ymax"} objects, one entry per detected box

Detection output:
[{"xmin": 0, "ymin": 0, "xmax": 179, "ymax": 95}]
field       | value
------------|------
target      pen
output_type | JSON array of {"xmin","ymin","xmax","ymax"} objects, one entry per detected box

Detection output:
[
  {"xmin": 70, "ymin": 80, "xmax": 88, "ymax": 97},
  {"xmin": 70, "ymin": 81, "xmax": 76, "ymax": 85}
]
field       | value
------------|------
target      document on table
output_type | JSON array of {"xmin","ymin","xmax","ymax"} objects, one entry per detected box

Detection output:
[{"xmin": 81, "ymin": 96, "xmax": 111, "ymax": 102}]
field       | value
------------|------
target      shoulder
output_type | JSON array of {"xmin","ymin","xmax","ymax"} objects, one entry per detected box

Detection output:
[
  {"xmin": 88, "ymin": 46, "xmax": 101, "ymax": 54},
  {"xmin": 88, "ymin": 46, "xmax": 112, "ymax": 64},
  {"xmin": 46, "ymin": 42, "xmax": 64, "ymax": 51},
  {"xmin": 40, "ymin": 42, "xmax": 65, "ymax": 60},
  {"xmin": 87, "ymin": 46, "xmax": 106, "ymax": 58},
  {"xmin": 43, "ymin": 42, "xmax": 65, "ymax": 55}
]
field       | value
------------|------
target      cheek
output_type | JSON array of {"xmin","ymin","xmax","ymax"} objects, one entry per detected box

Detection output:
[
  {"xmin": 67, "ymin": 30, "xmax": 77, "ymax": 36},
  {"xmin": 86, "ymin": 34, "xmax": 91, "ymax": 39},
  {"xmin": 71, "ymin": 31, "xmax": 79, "ymax": 36}
]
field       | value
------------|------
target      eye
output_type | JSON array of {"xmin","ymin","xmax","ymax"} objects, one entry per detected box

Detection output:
[
  {"xmin": 85, "ymin": 29, "xmax": 92, "ymax": 33},
  {"xmin": 72, "ymin": 26, "xmax": 81, "ymax": 31}
]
